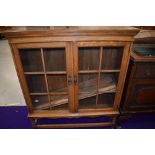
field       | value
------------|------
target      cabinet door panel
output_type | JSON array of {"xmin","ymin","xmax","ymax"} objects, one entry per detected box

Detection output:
[
  {"xmin": 18, "ymin": 43, "xmax": 73, "ymax": 112},
  {"xmin": 74, "ymin": 43, "xmax": 125, "ymax": 111},
  {"xmin": 125, "ymin": 79, "xmax": 155, "ymax": 110}
]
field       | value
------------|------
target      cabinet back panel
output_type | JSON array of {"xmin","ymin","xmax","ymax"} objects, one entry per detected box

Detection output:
[
  {"xmin": 102, "ymin": 47, "xmax": 123, "ymax": 70},
  {"xmin": 19, "ymin": 49, "xmax": 43, "ymax": 72},
  {"xmin": 78, "ymin": 47, "xmax": 100, "ymax": 70},
  {"xmin": 26, "ymin": 75, "xmax": 47, "ymax": 93},
  {"xmin": 44, "ymin": 48, "xmax": 66, "ymax": 71},
  {"xmin": 79, "ymin": 94, "xmax": 114, "ymax": 109},
  {"xmin": 31, "ymin": 95, "xmax": 49, "ymax": 110},
  {"xmin": 47, "ymin": 75, "xmax": 67, "ymax": 92}
]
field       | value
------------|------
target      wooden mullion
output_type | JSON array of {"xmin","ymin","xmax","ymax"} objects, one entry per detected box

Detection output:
[
  {"xmin": 78, "ymin": 69, "xmax": 120, "ymax": 74},
  {"xmin": 73, "ymin": 44, "xmax": 79, "ymax": 112},
  {"xmin": 66, "ymin": 43, "xmax": 75, "ymax": 112},
  {"xmin": 50, "ymin": 92, "xmax": 68, "ymax": 95},
  {"xmin": 46, "ymin": 71, "xmax": 66, "ymax": 75},
  {"xmin": 24, "ymin": 72, "xmax": 45, "ymax": 75},
  {"xmin": 96, "ymin": 47, "xmax": 103, "ymax": 106},
  {"xmin": 30, "ymin": 93, "xmax": 48, "ymax": 96},
  {"xmin": 40, "ymin": 48, "xmax": 51, "ymax": 108},
  {"xmin": 24, "ymin": 71, "xmax": 66, "ymax": 75}
]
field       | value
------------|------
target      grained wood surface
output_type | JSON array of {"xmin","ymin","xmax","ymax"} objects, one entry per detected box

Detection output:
[
  {"xmin": 36, "ymin": 122, "xmax": 112, "ymax": 128},
  {"xmin": 28, "ymin": 110, "xmax": 119, "ymax": 118},
  {"xmin": 7, "ymin": 28, "xmax": 138, "ymax": 128}
]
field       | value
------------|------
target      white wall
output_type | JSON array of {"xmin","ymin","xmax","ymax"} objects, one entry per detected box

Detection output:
[{"xmin": 0, "ymin": 40, "xmax": 25, "ymax": 106}]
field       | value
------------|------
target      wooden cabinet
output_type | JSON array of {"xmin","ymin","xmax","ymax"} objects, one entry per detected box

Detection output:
[
  {"xmin": 121, "ymin": 44, "xmax": 155, "ymax": 113},
  {"xmin": 5, "ymin": 27, "xmax": 139, "ymax": 128}
]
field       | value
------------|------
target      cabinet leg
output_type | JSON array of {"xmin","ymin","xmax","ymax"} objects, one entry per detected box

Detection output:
[
  {"xmin": 112, "ymin": 116, "xmax": 119, "ymax": 129},
  {"xmin": 31, "ymin": 118, "xmax": 37, "ymax": 129}
]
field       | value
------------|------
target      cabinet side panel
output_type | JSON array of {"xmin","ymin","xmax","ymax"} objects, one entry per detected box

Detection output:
[
  {"xmin": 10, "ymin": 44, "xmax": 33, "ymax": 112},
  {"xmin": 113, "ymin": 43, "xmax": 132, "ymax": 110}
]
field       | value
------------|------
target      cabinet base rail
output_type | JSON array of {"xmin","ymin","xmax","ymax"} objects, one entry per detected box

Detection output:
[
  {"xmin": 35, "ymin": 122, "xmax": 113, "ymax": 128},
  {"xmin": 30, "ymin": 116, "xmax": 118, "ymax": 129}
]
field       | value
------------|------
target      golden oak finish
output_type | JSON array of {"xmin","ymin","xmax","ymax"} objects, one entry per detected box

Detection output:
[
  {"xmin": 5, "ymin": 27, "xmax": 139, "ymax": 128},
  {"xmin": 36, "ymin": 122, "xmax": 113, "ymax": 129}
]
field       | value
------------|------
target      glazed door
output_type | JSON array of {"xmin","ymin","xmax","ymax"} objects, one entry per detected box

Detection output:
[
  {"xmin": 16, "ymin": 42, "xmax": 74, "ymax": 112},
  {"xmin": 73, "ymin": 42, "xmax": 130, "ymax": 112}
]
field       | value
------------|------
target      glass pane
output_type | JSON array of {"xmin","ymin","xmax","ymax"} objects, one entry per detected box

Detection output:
[
  {"xmin": 102, "ymin": 47, "xmax": 124, "ymax": 70},
  {"xmin": 31, "ymin": 95, "xmax": 49, "ymax": 110},
  {"xmin": 99, "ymin": 73, "xmax": 118, "ymax": 93},
  {"xmin": 26, "ymin": 75, "xmax": 47, "ymax": 93},
  {"xmin": 78, "ymin": 74, "xmax": 98, "ymax": 93},
  {"xmin": 79, "ymin": 96, "xmax": 96, "ymax": 109},
  {"xmin": 78, "ymin": 47, "xmax": 100, "ymax": 70},
  {"xmin": 44, "ymin": 48, "xmax": 66, "ymax": 71},
  {"xmin": 97, "ymin": 93, "xmax": 115, "ymax": 108},
  {"xmin": 79, "ymin": 93, "xmax": 114, "ymax": 109},
  {"xmin": 133, "ymin": 46, "xmax": 155, "ymax": 57},
  {"xmin": 19, "ymin": 49, "xmax": 43, "ymax": 72},
  {"xmin": 47, "ymin": 75, "xmax": 67, "ymax": 93},
  {"xmin": 78, "ymin": 73, "xmax": 117, "ymax": 109},
  {"xmin": 50, "ymin": 95, "xmax": 68, "ymax": 111}
]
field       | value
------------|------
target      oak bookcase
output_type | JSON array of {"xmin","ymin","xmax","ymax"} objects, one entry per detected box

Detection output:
[{"xmin": 5, "ymin": 27, "xmax": 139, "ymax": 128}]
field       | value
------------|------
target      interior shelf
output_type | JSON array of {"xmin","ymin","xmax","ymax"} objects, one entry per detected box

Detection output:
[
  {"xmin": 24, "ymin": 71, "xmax": 67, "ymax": 75},
  {"xmin": 33, "ymin": 74, "xmax": 116, "ymax": 110}
]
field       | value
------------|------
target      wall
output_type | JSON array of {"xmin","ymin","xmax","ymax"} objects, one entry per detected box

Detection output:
[{"xmin": 0, "ymin": 40, "xmax": 25, "ymax": 106}]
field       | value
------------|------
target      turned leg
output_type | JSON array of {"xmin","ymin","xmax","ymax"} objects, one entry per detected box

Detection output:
[
  {"xmin": 31, "ymin": 118, "xmax": 37, "ymax": 129},
  {"xmin": 112, "ymin": 116, "xmax": 119, "ymax": 129}
]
